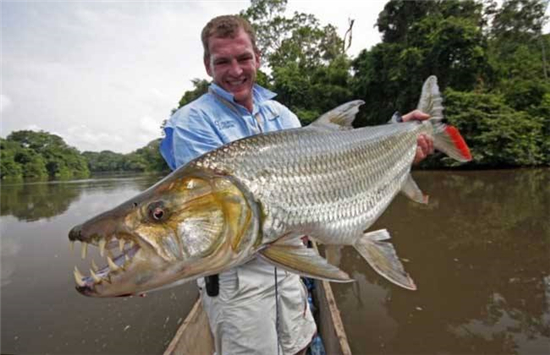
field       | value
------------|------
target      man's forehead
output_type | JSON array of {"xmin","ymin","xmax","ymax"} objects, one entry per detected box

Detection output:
[{"xmin": 208, "ymin": 35, "xmax": 255, "ymax": 58}]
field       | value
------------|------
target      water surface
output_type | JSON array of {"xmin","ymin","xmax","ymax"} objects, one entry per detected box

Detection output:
[
  {"xmin": 1, "ymin": 174, "xmax": 197, "ymax": 354},
  {"xmin": 1, "ymin": 170, "xmax": 549, "ymax": 354},
  {"xmin": 330, "ymin": 169, "xmax": 550, "ymax": 354}
]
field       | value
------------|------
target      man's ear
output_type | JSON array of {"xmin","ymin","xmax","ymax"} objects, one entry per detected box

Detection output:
[{"xmin": 204, "ymin": 56, "xmax": 213, "ymax": 77}]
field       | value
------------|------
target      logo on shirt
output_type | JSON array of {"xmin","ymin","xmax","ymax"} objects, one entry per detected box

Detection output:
[{"xmin": 215, "ymin": 120, "xmax": 236, "ymax": 130}]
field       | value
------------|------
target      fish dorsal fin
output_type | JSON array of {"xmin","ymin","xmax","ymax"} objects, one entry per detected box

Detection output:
[
  {"xmin": 309, "ymin": 100, "xmax": 365, "ymax": 131},
  {"xmin": 260, "ymin": 240, "xmax": 353, "ymax": 282}
]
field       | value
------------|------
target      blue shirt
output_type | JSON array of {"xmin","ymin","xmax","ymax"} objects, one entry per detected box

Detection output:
[{"xmin": 160, "ymin": 83, "xmax": 301, "ymax": 170}]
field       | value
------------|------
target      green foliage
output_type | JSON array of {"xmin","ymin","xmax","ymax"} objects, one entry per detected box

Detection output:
[
  {"xmin": 241, "ymin": 0, "xmax": 353, "ymax": 124},
  {"xmin": 176, "ymin": 79, "xmax": 210, "ymax": 110},
  {"xmin": 353, "ymin": 0, "xmax": 489, "ymax": 127},
  {"xmin": 83, "ymin": 139, "xmax": 169, "ymax": 173},
  {"xmin": 442, "ymin": 89, "xmax": 546, "ymax": 167},
  {"xmin": 1, "ymin": 131, "xmax": 89, "ymax": 180},
  {"xmin": 1, "ymin": 139, "xmax": 24, "ymax": 180}
]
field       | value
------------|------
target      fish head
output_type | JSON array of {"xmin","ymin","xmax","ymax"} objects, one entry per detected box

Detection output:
[{"xmin": 69, "ymin": 166, "xmax": 258, "ymax": 297}]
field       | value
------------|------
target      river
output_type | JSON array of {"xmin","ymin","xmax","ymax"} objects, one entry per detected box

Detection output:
[{"xmin": 1, "ymin": 170, "xmax": 549, "ymax": 354}]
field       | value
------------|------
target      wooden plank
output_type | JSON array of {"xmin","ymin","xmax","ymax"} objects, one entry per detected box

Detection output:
[
  {"xmin": 313, "ymin": 279, "xmax": 352, "ymax": 355},
  {"xmin": 163, "ymin": 297, "xmax": 214, "ymax": 355}
]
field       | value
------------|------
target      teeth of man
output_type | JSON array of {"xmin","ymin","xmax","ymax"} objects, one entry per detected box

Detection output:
[
  {"xmin": 74, "ymin": 266, "xmax": 85, "ymax": 287},
  {"xmin": 99, "ymin": 239, "xmax": 106, "ymax": 257},
  {"xmin": 119, "ymin": 239, "xmax": 125, "ymax": 252},
  {"xmin": 90, "ymin": 269, "xmax": 102, "ymax": 283},
  {"xmin": 107, "ymin": 256, "xmax": 119, "ymax": 271},
  {"xmin": 81, "ymin": 242, "xmax": 88, "ymax": 259}
]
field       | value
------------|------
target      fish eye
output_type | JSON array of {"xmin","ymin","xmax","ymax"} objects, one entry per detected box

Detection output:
[{"xmin": 148, "ymin": 201, "xmax": 167, "ymax": 222}]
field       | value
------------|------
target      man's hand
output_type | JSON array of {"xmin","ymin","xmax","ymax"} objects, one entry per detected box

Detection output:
[{"xmin": 402, "ymin": 110, "xmax": 434, "ymax": 164}]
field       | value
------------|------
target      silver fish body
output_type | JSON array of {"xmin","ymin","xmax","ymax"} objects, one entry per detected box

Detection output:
[{"xmin": 193, "ymin": 120, "xmax": 428, "ymax": 246}]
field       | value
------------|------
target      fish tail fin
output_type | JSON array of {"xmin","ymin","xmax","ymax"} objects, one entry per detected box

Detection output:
[
  {"xmin": 354, "ymin": 229, "xmax": 416, "ymax": 290},
  {"xmin": 418, "ymin": 76, "xmax": 472, "ymax": 162}
]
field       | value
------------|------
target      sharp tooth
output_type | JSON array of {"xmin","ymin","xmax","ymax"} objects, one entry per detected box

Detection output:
[
  {"xmin": 70, "ymin": 241, "xmax": 75, "ymax": 252},
  {"xmin": 99, "ymin": 239, "xmax": 106, "ymax": 257},
  {"xmin": 125, "ymin": 254, "xmax": 131, "ymax": 263},
  {"xmin": 74, "ymin": 266, "xmax": 85, "ymax": 287},
  {"xmin": 81, "ymin": 242, "xmax": 88, "ymax": 259},
  {"xmin": 91, "ymin": 259, "xmax": 98, "ymax": 272},
  {"xmin": 119, "ymin": 239, "xmax": 125, "ymax": 252},
  {"xmin": 107, "ymin": 256, "xmax": 119, "ymax": 271},
  {"xmin": 128, "ymin": 240, "xmax": 134, "ymax": 248},
  {"xmin": 90, "ymin": 269, "xmax": 101, "ymax": 283}
]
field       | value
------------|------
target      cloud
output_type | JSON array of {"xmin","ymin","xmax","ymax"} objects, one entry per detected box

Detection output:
[{"xmin": 0, "ymin": 94, "xmax": 12, "ymax": 113}]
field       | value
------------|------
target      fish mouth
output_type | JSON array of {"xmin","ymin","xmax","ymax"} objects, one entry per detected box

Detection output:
[{"xmin": 69, "ymin": 227, "xmax": 142, "ymax": 296}]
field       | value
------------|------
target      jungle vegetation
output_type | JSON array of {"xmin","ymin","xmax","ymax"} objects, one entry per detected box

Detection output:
[{"xmin": 2, "ymin": 0, "xmax": 548, "ymax": 180}]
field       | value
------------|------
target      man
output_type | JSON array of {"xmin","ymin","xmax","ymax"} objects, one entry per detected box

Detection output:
[{"xmin": 160, "ymin": 15, "xmax": 433, "ymax": 355}]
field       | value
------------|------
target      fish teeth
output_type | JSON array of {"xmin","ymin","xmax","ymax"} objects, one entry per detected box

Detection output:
[
  {"xmin": 99, "ymin": 239, "xmax": 106, "ymax": 257},
  {"xmin": 74, "ymin": 266, "xmax": 85, "ymax": 287},
  {"xmin": 81, "ymin": 242, "xmax": 88, "ymax": 259},
  {"xmin": 107, "ymin": 256, "xmax": 119, "ymax": 271},
  {"xmin": 90, "ymin": 269, "xmax": 101, "ymax": 283},
  {"xmin": 91, "ymin": 259, "xmax": 98, "ymax": 272},
  {"xmin": 119, "ymin": 239, "xmax": 125, "ymax": 252}
]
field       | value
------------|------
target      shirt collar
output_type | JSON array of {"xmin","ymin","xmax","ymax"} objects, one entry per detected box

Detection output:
[{"xmin": 209, "ymin": 82, "xmax": 277, "ymax": 107}]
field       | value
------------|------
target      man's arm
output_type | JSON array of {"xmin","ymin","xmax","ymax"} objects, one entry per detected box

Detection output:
[{"xmin": 402, "ymin": 110, "xmax": 434, "ymax": 164}]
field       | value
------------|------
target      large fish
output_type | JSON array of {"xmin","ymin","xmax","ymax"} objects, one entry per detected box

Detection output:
[{"xmin": 69, "ymin": 76, "xmax": 471, "ymax": 297}]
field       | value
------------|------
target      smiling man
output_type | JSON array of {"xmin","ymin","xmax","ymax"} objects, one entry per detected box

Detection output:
[{"xmin": 160, "ymin": 16, "xmax": 317, "ymax": 355}]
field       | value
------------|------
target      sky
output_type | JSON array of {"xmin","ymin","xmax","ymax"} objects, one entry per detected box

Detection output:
[
  {"xmin": 1, "ymin": 1, "xmax": 548, "ymax": 153},
  {"xmin": 1, "ymin": 0, "xmax": 388, "ymax": 153}
]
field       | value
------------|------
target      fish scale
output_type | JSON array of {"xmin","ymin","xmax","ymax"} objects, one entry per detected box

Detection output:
[{"xmin": 192, "ymin": 120, "xmax": 430, "ymax": 245}]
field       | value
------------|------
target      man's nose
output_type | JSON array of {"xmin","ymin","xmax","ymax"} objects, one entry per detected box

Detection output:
[{"xmin": 229, "ymin": 60, "xmax": 243, "ymax": 76}]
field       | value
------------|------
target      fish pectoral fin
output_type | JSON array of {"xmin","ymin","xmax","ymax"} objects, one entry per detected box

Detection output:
[
  {"xmin": 401, "ymin": 173, "xmax": 429, "ymax": 204},
  {"xmin": 354, "ymin": 229, "xmax": 417, "ymax": 290},
  {"xmin": 260, "ymin": 244, "xmax": 353, "ymax": 282}
]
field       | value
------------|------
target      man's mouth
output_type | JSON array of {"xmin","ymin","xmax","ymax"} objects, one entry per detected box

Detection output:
[{"xmin": 226, "ymin": 78, "xmax": 247, "ymax": 89}]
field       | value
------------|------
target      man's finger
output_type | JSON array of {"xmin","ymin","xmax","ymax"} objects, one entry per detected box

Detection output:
[
  {"xmin": 403, "ymin": 110, "xmax": 430, "ymax": 122},
  {"xmin": 413, "ymin": 146, "xmax": 425, "ymax": 164},
  {"xmin": 427, "ymin": 137, "xmax": 434, "ymax": 154}
]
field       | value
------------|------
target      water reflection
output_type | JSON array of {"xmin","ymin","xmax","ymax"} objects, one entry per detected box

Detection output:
[
  {"xmin": 1, "ymin": 174, "xmax": 197, "ymax": 355},
  {"xmin": 331, "ymin": 169, "xmax": 550, "ymax": 355},
  {"xmin": 0, "ymin": 175, "xmax": 159, "ymax": 222}
]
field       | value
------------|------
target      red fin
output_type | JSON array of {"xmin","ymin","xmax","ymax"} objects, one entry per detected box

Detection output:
[{"xmin": 445, "ymin": 126, "xmax": 472, "ymax": 161}]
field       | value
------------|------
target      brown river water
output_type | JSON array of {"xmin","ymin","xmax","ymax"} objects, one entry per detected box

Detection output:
[{"xmin": 1, "ymin": 169, "xmax": 549, "ymax": 354}]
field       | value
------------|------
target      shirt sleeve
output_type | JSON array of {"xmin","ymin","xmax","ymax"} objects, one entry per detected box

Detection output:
[
  {"xmin": 159, "ymin": 108, "xmax": 224, "ymax": 170},
  {"xmin": 272, "ymin": 101, "xmax": 302, "ymax": 129}
]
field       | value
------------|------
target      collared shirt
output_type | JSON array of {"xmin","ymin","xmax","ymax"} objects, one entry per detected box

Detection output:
[{"xmin": 160, "ymin": 83, "xmax": 301, "ymax": 170}]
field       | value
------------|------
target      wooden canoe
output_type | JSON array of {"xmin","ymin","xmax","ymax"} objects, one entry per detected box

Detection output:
[{"xmin": 163, "ymin": 278, "xmax": 351, "ymax": 355}]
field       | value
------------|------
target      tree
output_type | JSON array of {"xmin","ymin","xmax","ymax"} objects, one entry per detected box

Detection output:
[
  {"xmin": 352, "ymin": 0, "xmax": 489, "ymax": 127},
  {"xmin": 241, "ymin": 0, "xmax": 353, "ymax": 124},
  {"xmin": 3, "ymin": 131, "xmax": 89, "ymax": 179}
]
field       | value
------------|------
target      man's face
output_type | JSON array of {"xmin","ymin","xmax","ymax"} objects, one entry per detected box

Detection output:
[{"xmin": 204, "ymin": 29, "xmax": 261, "ymax": 111}]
